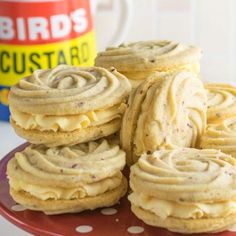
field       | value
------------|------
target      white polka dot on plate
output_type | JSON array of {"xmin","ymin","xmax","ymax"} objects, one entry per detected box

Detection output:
[
  {"xmin": 101, "ymin": 208, "xmax": 117, "ymax": 215},
  {"xmin": 127, "ymin": 226, "xmax": 144, "ymax": 234},
  {"xmin": 228, "ymin": 224, "xmax": 236, "ymax": 232},
  {"xmin": 75, "ymin": 225, "xmax": 93, "ymax": 233},
  {"xmin": 11, "ymin": 204, "xmax": 27, "ymax": 212}
]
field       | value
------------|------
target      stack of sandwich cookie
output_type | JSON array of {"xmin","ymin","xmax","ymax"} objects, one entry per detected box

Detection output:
[
  {"xmin": 9, "ymin": 65, "xmax": 131, "ymax": 146},
  {"xmin": 129, "ymin": 148, "xmax": 236, "ymax": 234},
  {"xmin": 7, "ymin": 65, "xmax": 131, "ymax": 214},
  {"xmin": 120, "ymin": 71, "xmax": 207, "ymax": 166},
  {"xmin": 95, "ymin": 40, "xmax": 201, "ymax": 88},
  {"xmin": 200, "ymin": 83, "xmax": 236, "ymax": 157}
]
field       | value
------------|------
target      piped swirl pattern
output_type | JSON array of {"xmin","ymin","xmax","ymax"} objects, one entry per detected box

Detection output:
[
  {"xmin": 95, "ymin": 40, "xmax": 201, "ymax": 72},
  {"xmin": 9, "ymin": 65, "xmax": 131, "ymax": 115}
]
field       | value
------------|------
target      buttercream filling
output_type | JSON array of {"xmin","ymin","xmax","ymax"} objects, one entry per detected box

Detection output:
[
  {"xmin": 129, "ymin": 192, "xmax": 236, "ymax": 220},
  {"xmin": 10, "ymin": 174, "xmax": 122, "ymax": 200},
  {"xmin": 10, "ymin": 103, "xmax": 126, "ymax": 132}
]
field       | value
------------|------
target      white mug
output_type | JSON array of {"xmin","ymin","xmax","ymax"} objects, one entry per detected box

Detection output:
[{"xmin": 90, "ymin": 0, "xmax": 133, "ymax": 48}]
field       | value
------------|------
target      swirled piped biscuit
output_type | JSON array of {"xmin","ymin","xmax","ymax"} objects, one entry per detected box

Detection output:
[
  {"xmin": 206, "ymin": 83, "xmax": 236, "ymax": 122},
  {"xmin": 95, "ymin": 40, "xmax": 201, "ymax": 87},
  {"xmin": 7, "ymin": 139, "xmax": 127, "ymax": 215},
  {"xmin": 200, "ymin": 83, "xmax": 236, "ymax": 157},
  {"xmin": 129, "ymin": 148, "xmax": 236, "ymax": 234},
  {"xmin": 120, "ymin": 71, "xmax": 207, "ymax": 165},
  {"xmin": 9, "ymin": 65, "xmax": 131, "ymax": 146},
  {"xmin": 200, "ymin": 116, "xmax": 236, "ymax": 157}
]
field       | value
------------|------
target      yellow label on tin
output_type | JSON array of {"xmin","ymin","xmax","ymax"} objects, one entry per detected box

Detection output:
[{"xmin": 0, "ymin": 30, "xmax": 96, "ymax": 86}]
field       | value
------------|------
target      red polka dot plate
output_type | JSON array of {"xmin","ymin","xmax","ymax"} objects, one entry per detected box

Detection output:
[{"xmin": 0, "ymin": 143, "xmax": 235, "ymax": 236}]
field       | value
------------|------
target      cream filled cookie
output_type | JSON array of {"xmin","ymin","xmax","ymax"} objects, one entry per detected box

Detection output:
[
  {"xmin": 129, "ymin": 148, "xmax": 236, "ymax": 234},
  {"xmin": 200, "ymin": 116, "xmax": 236, "ymax": 157},
  {"xmin": 9, "ymin": 65, "xmax": 131, "ymax": 146},
  {"xmin": 120, "ymin": 71, "xmax": 207, "ymax": 165},
  {"xmin": 7, "ymin": 139, "xmax": 127, "ymax": 215},
  {"xmin": 200, "ymin": 83, "xmax": 236, "ymax": 157},
  {"xmin": 95, "ymin": 40, "xmax": 201, "ymax": 87},
  {"xmin": 206, "ymin": 83, "xmax": 236, "ymax": 122}
]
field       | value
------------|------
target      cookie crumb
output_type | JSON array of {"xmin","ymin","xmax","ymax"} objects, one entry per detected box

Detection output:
[
  {"xmin": 78, "ymin": 102, "xmax": 84, "ymax": 107},
  {"xmin": 71, "ymin": 164, "xmax": 78, "ymax": 168},
  {"xmin": 110, "ymin": 67, "xmax": 116, "ymax": 72},
  {"xmin": 187, "ymin": 123, "xmax": 193, "ymax": 128},
  {"xmin": 91, "ymin": 174, "xmax": 96, "ymax": 179}
]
